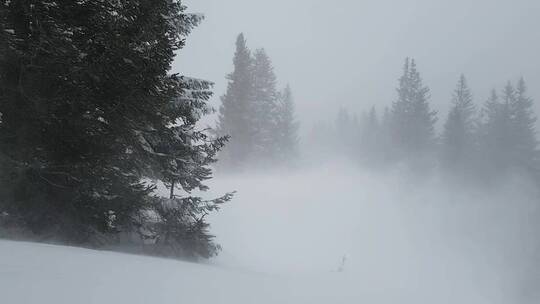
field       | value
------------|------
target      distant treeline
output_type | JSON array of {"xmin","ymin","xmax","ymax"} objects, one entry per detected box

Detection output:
[{"xmin": 307, "ymin": 58, "xmax": 538, "ymax": 182}]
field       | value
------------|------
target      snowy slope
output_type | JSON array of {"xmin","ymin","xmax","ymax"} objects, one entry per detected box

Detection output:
[
  {"xmin": 2, "ymin": 164, "xmax": 539, "ymax": 304},
  {"xmin": 1, "ymin": 239, "xmax": 409, "ymax": 304},
  {"xmin": 0, "ymin": 240, "xmax": 296, "ymax": 304}
]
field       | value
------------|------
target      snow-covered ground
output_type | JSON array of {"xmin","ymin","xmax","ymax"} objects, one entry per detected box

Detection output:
[
  {"xmin": 2, "ymin": 163, "xmax": 540, "ymax": 303},
  {"xmin": 0, "ymin": 240, "xmax": 299, "ymax": 304}
]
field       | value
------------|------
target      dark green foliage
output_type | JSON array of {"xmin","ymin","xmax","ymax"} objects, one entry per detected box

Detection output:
[
  {"xmin": 145, "ymin": 192, "xmax": 234, "ymax": 259},
  {"xmin": 0, "ymin": 0, "xmax": 229, "ymax": 259}
]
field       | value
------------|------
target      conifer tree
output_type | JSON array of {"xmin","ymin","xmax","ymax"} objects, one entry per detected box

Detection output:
[
  {"xmin": 216, "ymin": 33, "xmax": 254, "ymax": 169},
  {"xmin": 441, "ymin": 75, "xmax": 476, "ymax": 170},
  {"xmin": 217, "ymin": 37, "xmax": 297, "ymax": 169},
  {"xmin": 391, "ymin": 58, "xmax": 437, "ymax": 160},
  {"xmin": 510, "ymin": 78, "xmax": 537, "ymax": 169},
  {"xmin": 478, "ymin": 80, "xmax": 538, "ymax": 177},
  {"xmin": 275, "ymin": 85, "xmax": 299, "ymax": 162},
  {"xmin": 0, "ymin": 0, "xmax": 230, "ymax": 258},
  {"xmin": 500, "ymin": 82, "xmax": 518, "ymax": 167},
  {"xmin": 251, "ymin": 48, "xmax": 280, "ymax": 162},
  {"xmin": 478, "ymin": 88, "xmax": 512, "ymax": 174},
  {"xmin": 144, "ymin": 77, "xmax": 233, "ymax": 258}
]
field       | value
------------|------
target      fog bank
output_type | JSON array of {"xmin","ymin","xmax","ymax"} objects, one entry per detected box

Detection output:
[{"xmin": 207, "ymin": 163, "xmax": 540, "ymax": 303}]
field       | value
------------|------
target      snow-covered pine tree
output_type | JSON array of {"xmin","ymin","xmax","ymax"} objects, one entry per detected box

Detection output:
[
  {"xmin": 391, "ymin": 58, "xmax": 437, "ymax": 162},
  {"xmin": 0, "ymin": 0, "xmax": 160, "ymax": 243},
  {"xmin": 251, "ymin": 48, "xmax": 280, "ymax": 163},
  {"xmin": 275, "ymin": 85, "xmax": 299, "ymax": 163},
  {"xmin": 142, "ymin": 76, "xmax": 233, "ymax": 259},
  {"xmin": 0, "ymin": 0, "xmax": 230, "ymax": 257},
  {"xmin": 441, "ymin": 74, "xmax": 476, "ymax": 172},
  {"xmin": 216, "ymin": 33, "xmax": 254, "ymax": 170}
]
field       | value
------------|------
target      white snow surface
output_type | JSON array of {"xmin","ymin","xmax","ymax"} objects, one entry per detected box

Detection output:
[
  {"xmin": 1, "ymin": 240, "xmax": 296, "ymax": 304},
  {"xmin": 2, "ymin": 162, "xmax": 540, "ymax": 303}
]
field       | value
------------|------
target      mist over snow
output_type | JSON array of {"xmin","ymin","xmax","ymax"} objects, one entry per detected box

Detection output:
[
  {"xmin": 2, "ymin": 162, "xmax": 539, "ymax": 304},
  {"xmin": 205, "ymin": 162, "xmax": 540, "ymax": 303}
]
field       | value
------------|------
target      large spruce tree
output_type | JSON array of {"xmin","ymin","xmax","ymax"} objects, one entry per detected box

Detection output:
[{"xmin": 0, "ymin": 0, "xmax": 229, "ymax": 258}]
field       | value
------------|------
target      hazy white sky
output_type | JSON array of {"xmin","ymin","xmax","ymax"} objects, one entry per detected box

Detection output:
[{"xmin": 174, "ymin": 0, "xmax": 540, "ymax": 131}]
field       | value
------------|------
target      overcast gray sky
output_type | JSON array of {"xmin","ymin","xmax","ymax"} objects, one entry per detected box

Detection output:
[{"xmin": 173, "ymin": 0, "xmax": 540, "ymax": 132}]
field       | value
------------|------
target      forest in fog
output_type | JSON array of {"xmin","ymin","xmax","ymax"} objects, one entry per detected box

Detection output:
[
  {"xmin": 217, "ymin": 32, "xmax": 539, "ymax": 186},
  {"xmin": 1, "ymin": 0, "xmax": 540, "ymax": 303}
]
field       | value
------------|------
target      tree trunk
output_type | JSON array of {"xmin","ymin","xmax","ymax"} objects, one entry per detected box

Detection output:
[{"xmin": 169, "ymin": 181, "xmax": 175, "ymax": 199}]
